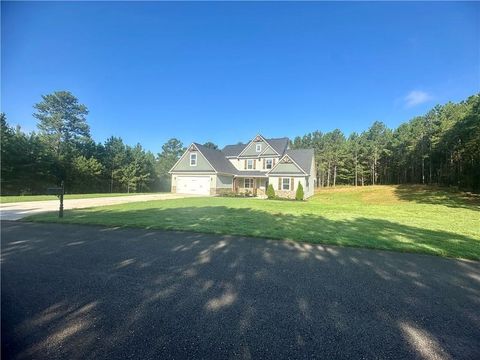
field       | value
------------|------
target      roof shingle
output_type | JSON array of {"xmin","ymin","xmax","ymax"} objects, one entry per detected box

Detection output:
[
  {"xmin": 222, "ymin": 143, "xmax": 247, "ymax": 157},
  {"xmin": 194, "ymin": 143, "xmax": 238, "ymax": 174},
  {"xmin": 221, "ymin": 137, "xmax": 289, "ymax": 157},
  {"xmin": 285, "ymin": 149, "xmax": 314, "ymax": 173}
]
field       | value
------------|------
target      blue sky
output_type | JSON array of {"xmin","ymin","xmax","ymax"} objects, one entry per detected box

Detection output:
[{"xmin": 2, "ymin": 1, "xmax": 479, "ymax": 153}]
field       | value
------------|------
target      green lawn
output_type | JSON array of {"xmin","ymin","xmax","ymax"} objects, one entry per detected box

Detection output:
[
  {"xmin": 26, "ymin": 185, "xmax": 480, "ymax": 260},
  {"xmin": 1, "ymin": 193, "xmax": 153, "ymax": 203}
]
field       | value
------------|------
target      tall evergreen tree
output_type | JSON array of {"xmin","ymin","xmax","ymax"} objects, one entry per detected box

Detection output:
[
  {"xmin": 156, "ymin": 138, "xmax": 185, "ymax": 191},
  {"xmin": 33, "ymin": 91, "xmax": 90, "ymax": 185}
]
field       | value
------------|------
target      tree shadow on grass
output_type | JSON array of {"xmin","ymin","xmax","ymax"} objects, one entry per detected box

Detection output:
[
  {"xmin": 394, "ymin": 184, "xmax": 480, "ymax": 211},
  {"xmin": 29, "ymin": 205, "xmax": 480, "ymax": 260},
  {"xmin": 2, "ymin": 221, "xmax": 480, "ymax": 359}
]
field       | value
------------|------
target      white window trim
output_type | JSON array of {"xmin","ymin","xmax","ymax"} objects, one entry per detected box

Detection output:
[
  {"xmin": 265, "ymin": 158, "xmax": 273, "ymax": 170},
  {"xmin": 190, "ymin": 153, "xmax": 197, "ymax": 166},
  {"xmin": 282, "ymin": 177, "xmax": 290, "ymax": 191},
  {"xmin": 256, "ymin": 144, "xmax": 262, "ymax": 152},
  {"xmin": 247, "ymin": 159, "xmax": 254, "ymax": 170},
  {"xmin": 244, "ymin": 178, "xmax": 254, "ymax": 189}
]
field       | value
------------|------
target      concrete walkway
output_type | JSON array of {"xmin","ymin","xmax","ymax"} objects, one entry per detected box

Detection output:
[{"xmin": 0, "ymin": 193, "xmax": 195, "ymax": 220}]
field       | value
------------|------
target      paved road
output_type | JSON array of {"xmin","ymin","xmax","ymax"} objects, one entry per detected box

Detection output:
[
  {"xmin": 2, "ymin": 221, "xmax": 479, "ymax": 359},
  {"xmin": 0, "ymin": 193, "xmax": 196, "ymax": 220}
]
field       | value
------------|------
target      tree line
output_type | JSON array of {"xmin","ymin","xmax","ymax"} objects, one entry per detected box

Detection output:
[
  {"xmin": 1, "ymin": 91, "xmax": 193, "ymax": 195},
  {"xmin": 1, "ymin": 91, "xmax": 479, "ymax": 195},
  {"xmin": 290, "ymin": 94, "xmax": 480, "ymax": 192}
]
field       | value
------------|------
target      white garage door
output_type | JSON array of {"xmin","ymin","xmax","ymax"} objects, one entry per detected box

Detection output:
[{"xmin": 176, "ymin": 176, "xmax": 211, "ymax": 195}]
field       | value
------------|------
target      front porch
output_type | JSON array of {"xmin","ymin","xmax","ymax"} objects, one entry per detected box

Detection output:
[{"xmin": 233, "ymin": 176, "xmax": 268, "ymax": 197}]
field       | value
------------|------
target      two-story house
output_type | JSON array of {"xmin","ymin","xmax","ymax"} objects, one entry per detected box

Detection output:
[{"xmin": 169, "ymin": 135, "xmax": 316, "ymax": 199}]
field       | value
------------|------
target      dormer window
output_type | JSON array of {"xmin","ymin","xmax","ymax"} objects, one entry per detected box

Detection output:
[
  {"xmin": 190, "ymin": 153, "xmax": 197, "ymax": 166},
  {"xmin": 256, "ymin": 144, "xmax": 262, "ymax": 152}
]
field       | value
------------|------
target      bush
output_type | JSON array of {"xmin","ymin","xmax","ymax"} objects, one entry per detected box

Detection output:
[
  {"xmin": 266, "ymin": 184, "xmax": 276, "ymax": 199},
  {"xmin": 220, "ymin": 191, "xmax": 237, "ymax": 197},
  {"xmin": 295, "ymin": 183, "xmax": 304, "ymax": 201}
]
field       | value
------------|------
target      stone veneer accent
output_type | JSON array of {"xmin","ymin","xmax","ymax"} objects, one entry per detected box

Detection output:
[
  {"xmin": 211, "ymin": 188, "xmax": 234, "ymax": 196},
  {"xmin": 274, "ymin": 190, "xmax": 296, "ymax": 199}
]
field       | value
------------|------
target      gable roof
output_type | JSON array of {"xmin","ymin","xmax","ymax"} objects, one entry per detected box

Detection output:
[
  {"xmin": 221, "ymin": 137, "xmax": 289, "ymax": 157},
  {"xmin": 267, "ymin": 137, "xmax": 289, "ymax": 155},
  {"xmin": 193, "ymin": 143, "xmax": 238, "ymax": 174},
  {"xmin": 171, "ymin": 139, "xmax": 313, "ymax": 177},
  {"xmin": 285, "ymin": 149, "xmax": 314, "ymax": 173},
  {"xmin": 222, "ymin": 143, "xmax": 247, "ymax": 157}
]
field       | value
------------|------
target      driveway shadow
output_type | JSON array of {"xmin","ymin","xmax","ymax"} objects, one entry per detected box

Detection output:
[{"xmin": 2, "ymin": 221, "xmax": 480, "ymax": 359}]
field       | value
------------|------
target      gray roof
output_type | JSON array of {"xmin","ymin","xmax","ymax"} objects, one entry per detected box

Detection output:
[
  {"xmin": 182, "ymin": 140, "xmax": 313, "ymax": 177},
  {"xmin": 221, "ymin": 137, "xmax": 289, "ymax": 157},
  {"xmin": 267, "ymin": 137, "xmax": 289, "ymax": 155},
  {"xmin": 194, "ymin": 143, "xmax": 238, "ymax": 174},
  {"xmin": 285, "ymin": 149, "xmax": 314, "ymax": 173},
  {"xmin": 222, "ymin": 143, "xmax": 247, "ymax": 157}
]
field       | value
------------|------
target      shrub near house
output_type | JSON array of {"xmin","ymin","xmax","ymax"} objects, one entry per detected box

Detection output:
[
  {"xmin": 296, "ymin": 183, "xmax": 304, "ymax": 201},
  {"xmin": 267, "ymin": 184, "xmax": 276, "ymax": 199}
]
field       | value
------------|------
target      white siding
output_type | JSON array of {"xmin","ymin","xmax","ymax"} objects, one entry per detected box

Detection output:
[
  {"xmin": 229, "ymin": 158, "xmax": 243, "ymax": 170},
  {"xmin": 306, "ymin": 156, "xmax": 316, "ymax": 198}
]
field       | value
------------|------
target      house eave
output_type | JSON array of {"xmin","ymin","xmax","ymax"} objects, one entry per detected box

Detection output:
[{"xmin": 266, "ymin": 173, "xmax": 307, "ymax": 176}]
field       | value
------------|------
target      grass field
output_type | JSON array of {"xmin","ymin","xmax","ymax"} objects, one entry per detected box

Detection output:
[
  {"xmin": 26, "ymin": 185, "xmax": 480, "ymax": 260},
  {"xmin": 0, "ymin": 193, "xmax": 152, "ymax": 203}
]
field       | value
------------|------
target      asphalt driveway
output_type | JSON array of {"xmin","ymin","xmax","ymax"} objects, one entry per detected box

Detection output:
[
  {"xmin": 2, "ymin": 221, "xmax": 479, "ymax": 359},
  {"xmin": 0, "ymin": 193, "xmax": 196, "ymax": 220}
]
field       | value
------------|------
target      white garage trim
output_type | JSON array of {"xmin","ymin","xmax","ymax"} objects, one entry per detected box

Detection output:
[{"xmin": 175, "ymin": 176, "xmax": 211, "ymax": 195}]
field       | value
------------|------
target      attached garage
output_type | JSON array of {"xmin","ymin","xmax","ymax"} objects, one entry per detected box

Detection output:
[
  {"xmin": 175, "ymin": 176, "xmax": 211, "ymax": 195},
  {"xmin": 170, "ymin": 143, "xmax": 238, "ymax": 196}
]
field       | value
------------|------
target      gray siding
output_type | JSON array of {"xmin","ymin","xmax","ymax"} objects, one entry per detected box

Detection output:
[
  {"xmin": 172, "ymin": 151, "xmax": 215, "ymax": 172},
  {"xmin": 261, "ymin": 144, "xmax": 278, "ymax": 156},
  {"xmin": 216, "ymin": 175, "xmax": 233, "ymax": 189},
  {"xmin": 269, "ymin": 161, "xmax": 304, "ymax": 174},
  {"xmin": 240, "ymin": 140, "xmax": 268, "ymax": 156}
]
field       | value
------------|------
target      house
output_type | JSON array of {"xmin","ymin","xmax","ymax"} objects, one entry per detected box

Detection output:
[{"xmin": 169, "ymin": 135, "xmax": 316, "ymax": 199}]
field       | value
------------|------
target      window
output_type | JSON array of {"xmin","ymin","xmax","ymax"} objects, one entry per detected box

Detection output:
[
  {"xmin": 190, "ymin": 153, "xmax": 197, "ymax": 166},
  {"xmin": 244, "ymin": 178, "xmax": 254, "ymax": 188},
  {"xmin": 256, "ymin": 144, "xmax": 262, "ymax": 152},
  {"xmin": 306, "ymin": 178, "xmax": 309, "ymax": 188},
  {"xmin": 247, "ymin": 159, "xmax": 254, "ymax": 169},
  {"xmin": 282, "ymin": 178, "xmax": 290, "ymax": 190},
  {"xmin": 265, "ymin": 158, "xmax": 273, "ymax": 169}
]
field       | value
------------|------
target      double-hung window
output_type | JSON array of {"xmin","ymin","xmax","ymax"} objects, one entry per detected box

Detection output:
[
  {"xmin": 265, "ymin": 158, "xmax": 273, "ymax": 169},
  {"xmin": 256, "ymin": 144, "xmax": 262, "ymax": 152},
  {"xmin": 282, "ymin": 178, "xmax": 290, "ymax": 190},
  {"xmin": 244, "ymin": 178, "xmax": 254, "ymax": 188},
  {"xmin": 247, "ymin": 159, "xmax": 254, "ymax": 170},
  {"xmin": 190, "ymin": 153, "xmax": 197, "ymax": 166}
]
